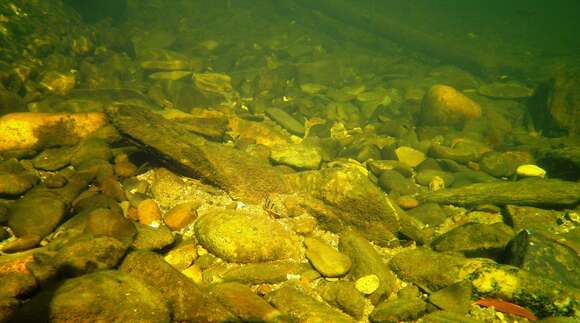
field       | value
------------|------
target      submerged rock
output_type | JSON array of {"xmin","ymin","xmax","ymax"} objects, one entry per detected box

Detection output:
[
  {"xmin": 421, "ymin": 85, "xmax": 482, "ymax": 127},
  {"xmin": 195, "ymin": 209, "xmax": 301, "ymax": 263},
  {"xmin": 14, "ymin": 270, "xmax": 170, "ymax": 323}
]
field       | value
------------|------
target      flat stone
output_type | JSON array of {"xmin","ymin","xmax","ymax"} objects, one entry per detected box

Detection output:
[
  {"xmin": 478, "ymin": 81, "xmax": 533, "ymax": 99},
  {"xmin": 304, "ymin": 237, "xmax": 351, "ymax": 277},
  {"xmin": 370, "ymin": 296, "xmax": 427, "ymax": 323},
  {"xmin": 195, "ymin": 209, "xmax": 300, "ymax": 263}
]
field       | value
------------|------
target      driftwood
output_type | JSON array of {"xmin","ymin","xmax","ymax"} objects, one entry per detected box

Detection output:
[
  {"xmin": 416, "ymin": 178, "xmax": 580, "ymax": 207},
  {"xmin": 282, "ymin": 0, "xmax": 527, "ymax": 77}
]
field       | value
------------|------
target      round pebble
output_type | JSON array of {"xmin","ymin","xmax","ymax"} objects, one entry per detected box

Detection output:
[{"xmin": 355, "ymin": 274, "xmax": 380, "ymax": 295}]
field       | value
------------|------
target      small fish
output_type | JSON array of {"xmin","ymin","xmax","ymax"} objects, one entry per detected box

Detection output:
[{"xmin": 475, "ymin": 298, "xmax": 538, "ymax": 321}]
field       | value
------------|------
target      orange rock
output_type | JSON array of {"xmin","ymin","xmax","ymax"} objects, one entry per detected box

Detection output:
[
  {"xmin": 137, "ymin": 199, "xmax": 162, "ymax": 225},
  {"xmin": 164, "ymin": 202, "xmax": 200, "ymax": 231},
  {"xmin": 421, "ymin": 85, "xmax": 481, "ymax": 127},
  {"xmin": 397, "ymin": 196, "xmax": 419, "ymax": 209}
]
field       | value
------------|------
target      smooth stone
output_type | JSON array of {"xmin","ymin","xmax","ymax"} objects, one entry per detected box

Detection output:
[
  {"xmin": 266, "ymin": 107, "xmax": 305, "ymax": 136},
  {"xmin": 120, "ymin": 250, "xmax": 234, "ymax": 322},
  {"xmin": 136, "ymin": 199, "xmax": 162, "ymax": 226},
  {"xmin": 195, "ymin": 209, "xmax": 300, "ymax": 263},
  {"xmin": 31, "ymin": 147, "xmax": 72, "ymax": 171},
  {"xmin": 132, "ymin": 223, "xmax": 175, "ymax": 251},
  {"xmin": 0, "ymin": 173, "xmax": 36, "ymax": 196},
  {"xmin": 267, "ymin": 285, "xmax": 355, "ymax": 323},
  {"xmin": 84, "ymin": 208, "xmax": 136, "ymax": 244},
  {"xmin": 8, "ymin": 192, "xmax": 66, "ymax": 238},
  {"xmin": 270, "ymin": 143, "xmax": 322, "ymax": 170},
  {"xmin": 516, "ymin": 164, "xmax": 546, "ymax": 178},
  {"xmin": 304, "ymin": 237, "xmax": 351, "ymax": 277},
  {"xmin": 355, "ymin": 274, "xmax": 380, "ymax": 295},
  {"xmin": 14, "ymin": 270, "xmax": 170, "ymax": 323},
  {"xmin": 421, "ymin": 85, "xmax": 481, "ymax": 127},
  {"xmin": 163, "ymin": 202, "xmax": 200, "ymax": 231},
  {"xmin": 406, "ymin": 203, "xmax": 448, "ymax": 226},
  {"xmin": 395, "ymin": 146, "xmax": 426, "ymax": 168},
  {"xmin": 163, "ymin": 242, "xmax": 197, "ymax": 271}
]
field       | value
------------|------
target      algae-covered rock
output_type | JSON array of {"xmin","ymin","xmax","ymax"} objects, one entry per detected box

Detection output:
[
  {"xmin": 8, "ymin": 191, "xmax": 67, "ymax": 239},
  {"xmin": 340, "ymin": 229, "xmax": 398, "ymax": 304},
  {"xmin": 431, "ymin": 222, "xmax": 515, "ymax": 259},
  {"xmin": 428, "ymin": 281, "xmax": 473, "ymax": 314},
  {"xmin": 317, "ymin": 280, "xmax": 366, "ymax": 320},
  {"xmin": 120, "ymin": 250, "xmax": 235, "ymax": 322},
  {"xmin": 195, "ymin": 209, "xmax": 301, "ymax": 263},
  {"xmin": 468, "ymin": 263, "xmax": 580, "ymax": 317},
  {"xmin": 304, "ymin": 237, "xmax": 351, "ymax": 277},
  {"xmin": 267, "ymin": 285, "xmax": 356, "ymax": 323},
  {"xmin": 389, "ymin": 247, "xmax": 485, "ymax": 292},
  {"xmin": 131, "ymin": 223, "xmax": 175, "ymax": 251},
  {"xmin": 504, "ymin": 230, "xmax": 580, "ymax": 289},
  {"xmin": 369, "ymin": 296, "xmax": 427, "ymax": 323},
  {"xmin": 478, "ymin": 81, "xmax": 533, "ymax": 99},
  {"xmin": 288, "ymin": 167, "xmax": 405, "ymax": 244},
  {"xmin": 14, "ymin": 270, "xmax": 170, "ymax": 323},
  {"xmin": 210, "ymin": 282, "xmax": 281, "ymax": 322}
]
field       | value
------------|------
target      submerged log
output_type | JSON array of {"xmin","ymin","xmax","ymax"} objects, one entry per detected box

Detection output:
[
  {"xmin": 284, "ymin": 0, "xmax": 527, "ymax": 76},
  {"xmin": 416, "ymin": 178, "xmax": 580, "ymax": 207}
]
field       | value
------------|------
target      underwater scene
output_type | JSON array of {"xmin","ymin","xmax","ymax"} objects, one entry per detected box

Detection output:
[{"xmin": 0, "ymin": 0, "xmax": 579, "ymax": 322}]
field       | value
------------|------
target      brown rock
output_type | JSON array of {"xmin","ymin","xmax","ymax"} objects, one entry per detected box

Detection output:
[
  {"xmin": 164, "ymin": 202, "xmax": 200, "ymax": 231},
  {"xmin": 421, "ymin": 85, "xmax": 481, "ymax": 127}
]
